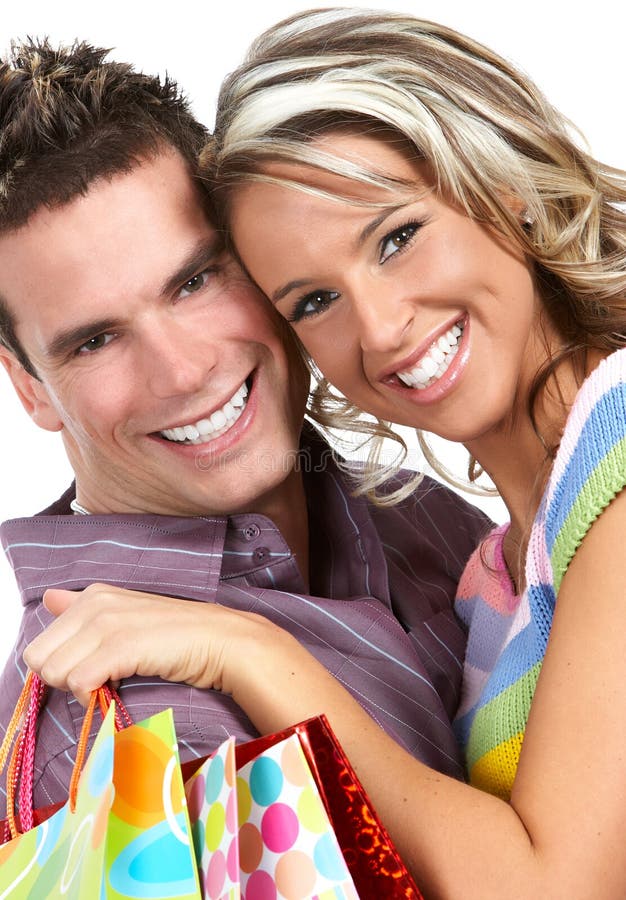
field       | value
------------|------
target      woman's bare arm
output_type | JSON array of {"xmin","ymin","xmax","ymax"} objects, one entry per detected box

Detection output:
[{"xmin": 24, "ymin": 491, "xmax": 626, "ymax": 899}]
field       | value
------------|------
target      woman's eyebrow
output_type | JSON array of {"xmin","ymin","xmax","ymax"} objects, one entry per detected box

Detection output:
[
  {"xmin": 272, "ymin": 278, "xmax": 314, "ymax": 304},
  {"xmin": 356, "ymin": 206, "xmax": 404, "ymax": 247},
  {"xmin": 270, "ymin": 206, "xmax": 407, "ymax": 303}
]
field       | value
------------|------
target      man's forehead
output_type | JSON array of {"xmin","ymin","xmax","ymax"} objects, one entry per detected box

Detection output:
[
  {"xmin": 0, "ymin": 152, "xmax": 219, "ymax": 338},
  {"xmin": 0, "ymin": 154, "xmax": 222, "ymax": 349}
]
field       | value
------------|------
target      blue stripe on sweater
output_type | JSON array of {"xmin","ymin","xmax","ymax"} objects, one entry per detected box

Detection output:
[{"xmin": 471, "ymin": 618, "xmax": 544, "ymax": 708}]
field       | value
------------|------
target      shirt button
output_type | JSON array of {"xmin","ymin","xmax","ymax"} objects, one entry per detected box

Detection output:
[
  {"xmin": 243, "ymin": 523, "xmax": 261, "ymax": 541},
  {"xmin": 253, "ymin": 546, "xmax": 269, "ymax": 562}
]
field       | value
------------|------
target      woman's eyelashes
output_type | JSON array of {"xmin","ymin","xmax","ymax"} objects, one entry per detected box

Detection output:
[
  {"xmin": 284, "ymin": 219, "xmax": 423, "ymax": 323},
  {"xmin": 287, "ymin": 289, "xmax": 340, "ymax": 323},
  {"xmin": 379, "ymin": 220, "xmax": 422, "ymax": 263}
]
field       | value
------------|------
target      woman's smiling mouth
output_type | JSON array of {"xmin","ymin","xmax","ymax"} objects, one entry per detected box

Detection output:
[{"xmin": 395, "ymin": 320, "xmax": 465, "ymax": 390}]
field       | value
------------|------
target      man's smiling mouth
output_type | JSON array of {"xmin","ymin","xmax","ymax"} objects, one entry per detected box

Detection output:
[{"xmin": 159, "ymin": 380, "xmax": 249, "ymax": 445}]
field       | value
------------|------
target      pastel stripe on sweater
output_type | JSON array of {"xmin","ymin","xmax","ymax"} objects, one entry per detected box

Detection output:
[{"xmin": 454, "ymin": 349, "xmax": 626, "ymax": 799}]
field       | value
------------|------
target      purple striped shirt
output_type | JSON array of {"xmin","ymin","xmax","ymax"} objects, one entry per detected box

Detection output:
[{"xmin": 0, "ymin": 430, "xmax": 489, "ymax": 810}]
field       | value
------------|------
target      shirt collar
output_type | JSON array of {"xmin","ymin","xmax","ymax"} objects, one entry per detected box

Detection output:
[{"xmin": 1, "ymin": 425, "xmax": 390, "ymax": 605}]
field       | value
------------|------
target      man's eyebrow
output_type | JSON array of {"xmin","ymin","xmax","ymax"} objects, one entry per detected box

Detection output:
[
  {"xmin": 270, "ymin": 206, "xmax": 404, "ymax": 304},
  {"xmin": 44, "ymin": 237, "xmax": 223, "ymax": 361},
  {"xmin": 160, "ymin": 236, "xmax": 222, "ymax": 297},
  {"xmin": 45, "ymin": 319, "xmax": 119, "ymax": 361}
]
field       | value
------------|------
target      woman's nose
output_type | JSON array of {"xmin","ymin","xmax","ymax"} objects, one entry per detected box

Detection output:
[{"xmin": 351, "ymin": 282, "xmax": 415, "ymax": 354}]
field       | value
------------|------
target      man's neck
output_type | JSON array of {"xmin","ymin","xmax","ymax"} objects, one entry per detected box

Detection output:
[{"xmin": 248, "ymin": 467, "xmax": 310, "ymax": 590}]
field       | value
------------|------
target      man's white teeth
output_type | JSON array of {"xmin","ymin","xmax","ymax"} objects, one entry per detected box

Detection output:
[
  {"xmin": 160, "ymin": 382, "xmax": 249, "ymax": 444},
  {"xmin": 397, "ymin": 323, "xmax": 463, "ymax": 390}
]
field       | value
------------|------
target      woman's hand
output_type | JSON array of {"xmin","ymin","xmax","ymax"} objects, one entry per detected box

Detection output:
[{"xmin": 23, "ymin": 583, "xmax": 286, "ymax": 705}]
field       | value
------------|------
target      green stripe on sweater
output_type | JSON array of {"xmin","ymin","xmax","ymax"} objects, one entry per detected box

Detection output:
[
  {"xmin": 551, "ymin": 436, "xmax": 626, "ymax": 594},
  {"xmin": 466, "ymin": 663, "xmax": 541, "ymax": 770}
]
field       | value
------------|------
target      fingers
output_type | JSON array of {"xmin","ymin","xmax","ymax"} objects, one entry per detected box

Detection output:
[
  {"xmin": 24, "ymin": 611, "xmax": 116, "ymax": 703},
  {"xmin": 24, "ymin": 583, "xmax": 216, "ymax": 697},
  {"xmin": 25, "ymin": 583, "xmax": 142, "ymax": 698},
  {"xmin": 24, "ymin": 600, "xmax": 90, "ymax": 682},
  {"xmin": 42, "ymin": 587, "xmax": 80, "ymax": 616},
  {"xmin": 45, "ymin": 639, "xmax": 141, "ymax": 707},
  {"xmin": 23, "ymin": 582, "xmax": 292, "ymax": 705}
]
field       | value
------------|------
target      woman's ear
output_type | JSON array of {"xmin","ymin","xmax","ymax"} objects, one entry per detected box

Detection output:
[
  {"xmin": 499, "ymin": 190, "xmax": 531, "ymax": 225},
  {"xmin": 0, "ymin": 347, "xmax": 63, "ymax": 432}
]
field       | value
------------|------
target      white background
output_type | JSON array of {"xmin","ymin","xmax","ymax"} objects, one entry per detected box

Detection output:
[{"xmin": 0, "ymin": 0, "xmax": 623, "ymax": 666}]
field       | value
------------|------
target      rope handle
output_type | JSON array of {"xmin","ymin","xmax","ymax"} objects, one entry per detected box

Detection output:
[
  {"xmin": 67, "ymin": 683, "xmax": 133, "ymax": 810},
  {"xmin": 0, "ymin": 672, "xmax": 132, "ymax": 839}
]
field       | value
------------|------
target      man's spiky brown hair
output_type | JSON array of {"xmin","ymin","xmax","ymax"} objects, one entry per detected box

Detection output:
[{"xmin": 0, "ymin": 38, "xmax": 209, "ymax": 374}]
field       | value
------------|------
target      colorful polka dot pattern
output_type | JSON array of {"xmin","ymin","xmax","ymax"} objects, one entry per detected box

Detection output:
[
  {"xmin": 0, "ymin": 706, "xmax": 201, "ymax": 899},
  {"xmin": 185, "ymin": 737, "xmax": 240, "ymax": 900},
  {"xmin": 186, "ymin": 733, "xmax": 359, "ymax": 900}
]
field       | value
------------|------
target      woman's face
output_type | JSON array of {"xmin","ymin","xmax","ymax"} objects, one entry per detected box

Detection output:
[{"xmin": 230, "ymin": 132, "xmax": 548, "ymax": 445}]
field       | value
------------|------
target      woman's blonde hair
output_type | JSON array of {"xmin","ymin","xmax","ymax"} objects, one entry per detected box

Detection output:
[{"xmin": 205, "ymin": 7, "xmax": 626, "ymax": 501}]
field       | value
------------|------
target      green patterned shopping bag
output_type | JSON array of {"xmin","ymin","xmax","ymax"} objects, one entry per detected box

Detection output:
[{"xmin": 0, "ymin": 674, "xmax": 201, "ymax": 899}]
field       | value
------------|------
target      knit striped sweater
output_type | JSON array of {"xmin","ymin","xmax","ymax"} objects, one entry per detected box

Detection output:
[{"xmin": 454, "ymin": 348, "xmax": 626, "ymax": 799}]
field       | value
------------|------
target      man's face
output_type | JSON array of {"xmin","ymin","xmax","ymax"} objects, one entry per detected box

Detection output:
[{"xmin": 0, "ymin": 150, "xmax": 309, "ymax": 517}]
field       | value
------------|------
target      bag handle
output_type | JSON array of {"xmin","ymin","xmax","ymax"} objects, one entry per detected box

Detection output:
[
  {"xmin": 0, "ymin": 671, "xmax": 132, "ymax": 840},
  {"xmin": 67, "ymin": 683, "xmax": 132, "ymax": 810}
]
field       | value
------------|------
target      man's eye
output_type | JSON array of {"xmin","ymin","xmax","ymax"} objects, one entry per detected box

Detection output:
[
  {"xmin": 379, "ymin": 222, "xmax": 420, "ymax": 263},
  {"xmin": 289, "ymin": 290, "xmax": 340, "ymax": 323},
  {"xmin": 178, "ymin": 270, "xmax": 211, "ymax": 298},
  {"xmin": 76, "ymin": 333, "xmax": 114, "ymax": 355}
]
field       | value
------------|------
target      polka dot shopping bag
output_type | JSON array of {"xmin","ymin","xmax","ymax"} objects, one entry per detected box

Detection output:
[{"xmin": 184, "ymin": 716, "xmax": 423, "ymax": 900}]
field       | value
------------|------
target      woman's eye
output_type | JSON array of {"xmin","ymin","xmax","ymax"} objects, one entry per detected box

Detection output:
[
  {"xmin": 76, "ymin": 333, "xmax": 115, "ymax": 355},
  {"xmin": 290, "ymin": 290, "xmax": 340, "ymax": 323},
  {"xmin": 380, "ymin": 222, "xmax": 419, "ymax": 262},
  {"xmin": 179, "ymin": 270, "xmax": 210, "ymax": 298}
]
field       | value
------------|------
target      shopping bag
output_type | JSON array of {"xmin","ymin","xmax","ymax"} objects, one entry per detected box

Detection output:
[
  {"xmin": 183, "ymin": 716, "xmax": 423, "ymax": 900},
  {"xmin": 0, "ymin": 702, "xmax": 116, "ymax": 898},
  {"xmin": 2, "ymin": 675, "xmax": 423, "ymax": 899},
  {"xmin": 0, "ymin": 674, "xmax": 201, "ymax": 899},
  {"xmin": 186, "ymin": 732, "xmax": 360, "ymax": 899}
]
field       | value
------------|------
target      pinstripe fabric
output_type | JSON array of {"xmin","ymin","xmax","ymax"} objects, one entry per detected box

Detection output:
[{"xmin": 0, "ymin": 428, "xmax": 489, "ymax": 811}]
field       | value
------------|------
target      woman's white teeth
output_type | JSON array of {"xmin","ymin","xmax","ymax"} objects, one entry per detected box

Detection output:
[
  {"xmin": 397, "ymin": 323, "xmax": 463, "ymax": 390},
  {"xmin": 210, "ymin": 409, "xmax": 227, "ymax": 430},
  {"xmin": 420, "ymin": 356, "xmax": 439, "ymax": 377},
  {"xmin": 160, "ymin": 382, "xmax": 249, "ymax": 444}
]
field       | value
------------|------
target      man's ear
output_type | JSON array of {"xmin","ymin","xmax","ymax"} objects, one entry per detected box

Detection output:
[{"xmin": 0, "ymin": 347, "xmax": 63, "ymax": 432}]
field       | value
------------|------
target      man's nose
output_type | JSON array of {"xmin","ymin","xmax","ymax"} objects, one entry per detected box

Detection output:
[{"xmin": 142, "ymin": 318, "xmax": 215, "ymax": 398}]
